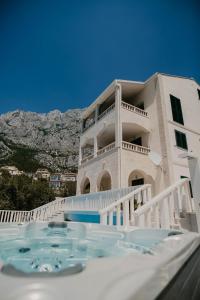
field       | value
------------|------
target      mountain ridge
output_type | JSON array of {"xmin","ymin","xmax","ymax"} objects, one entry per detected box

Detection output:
[{"xmin": 0, "ymin": 108, "xmax": 84, "ymax": 172}]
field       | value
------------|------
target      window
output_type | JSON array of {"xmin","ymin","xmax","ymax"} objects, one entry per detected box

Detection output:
[
  {"xmin": 181, "ymin": 176, "xmax": 193, "ymax": 198},
  {"xmin": 175, "ymin": 130, "xmax": 188, "ymax": 150},
  {"xmin": 197, "ymin": 89, "xmax": 200, "ymax": 100},
  {"xmin": 170, "ymin": 94, "xmax": 184, "ymax": 125}
]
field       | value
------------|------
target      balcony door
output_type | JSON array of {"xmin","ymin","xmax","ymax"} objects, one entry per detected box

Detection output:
[{"xmin": 131, "ymin": 137, "xmax": 142, "ymax": 146}]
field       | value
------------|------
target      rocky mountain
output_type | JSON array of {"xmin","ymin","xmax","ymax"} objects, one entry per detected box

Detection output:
[{"xmin": 0, "ymin": 109, "xmax": 84, "ymax": 172}]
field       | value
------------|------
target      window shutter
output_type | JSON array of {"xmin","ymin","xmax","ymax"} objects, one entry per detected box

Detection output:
[
  {"xmin": 170, "ymin": 95, "xmax": 184, "ymax": 125},
  {"xmin": 175, "ymin": 130, "xmax": 188, "ymax": 150}
]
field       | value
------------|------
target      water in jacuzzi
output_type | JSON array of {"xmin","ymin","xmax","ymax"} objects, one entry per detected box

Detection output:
[{"xmin": 0, "ymin": 222, "xmax": 182, "ymax": 273}]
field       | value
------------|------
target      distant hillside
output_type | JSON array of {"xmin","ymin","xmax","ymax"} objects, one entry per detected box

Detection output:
[{"xmin": 0, "ymin": 109, "xmax": 83, "ymax": 172}]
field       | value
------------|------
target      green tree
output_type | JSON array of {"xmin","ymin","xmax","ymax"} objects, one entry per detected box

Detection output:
[
  {"xmin": 0, "ymin": 172, "xmax": 55, "ymax": 211},
  {"xmin": 60, "ymin": 181, "xmax": 76, "ymax": 197}
]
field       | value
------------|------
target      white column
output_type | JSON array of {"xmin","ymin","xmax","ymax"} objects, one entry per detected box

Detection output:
[
  {"xmin": 115, "ymin": 83, "xmax": 122, "ymax": 189},
  {"xmin": 115, "ymin": 83, "xmax": 122, "ymax": 148},
  {"xmin": 94, "ymin": 136, "xmax": 98, "ymax": 157},
  {"xmin": 95, "ymin": 105, "xmax": 99, "ymax": 123},
  {"xmin": 81, "ymin": 119, "xmax": 84, "ymax": 133},
  {"xmin": 78, "ymin": 145, "xmax": 82, "ymax": 166}
]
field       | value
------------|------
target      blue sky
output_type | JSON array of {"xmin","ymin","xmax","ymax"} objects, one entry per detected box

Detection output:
[{"xmin": 0, "ymin": 0, "xmax": 199, "ymax": 114}]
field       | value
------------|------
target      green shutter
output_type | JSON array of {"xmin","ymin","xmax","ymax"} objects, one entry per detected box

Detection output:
[
  {"xmin": 175, "ymin": 130, "xmax": 188, "ymax": 150},
  {"xmin": 170, "ymin": 95, "xmax": 184, "ymax": 125}
]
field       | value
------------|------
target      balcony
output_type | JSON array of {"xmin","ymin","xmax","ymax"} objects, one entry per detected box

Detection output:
[
  {"xmin": 82, "ymin": 100, "xmax": 149, "ymax": 134},
  {"xmin": 81, "ymin": 142, "xmax": 115, "ymax": 165},
  {"xmin": 97, "ymin": 103, "xmax": 115, "ymax": 121},
  {"xmin": 81, "ymin": 154, "xmax": 94, "ymax": 164},
  {"xmin": 122, "ymin": 141, "xmax": 150, "ymax": 155},
  {"xmin": 81, "ymin": 141, "xmax": 150, "ymax": 165},
  {"xmin": 121, "ymin": 101, "xmax": 148, "ymax": 117},
  {"xmin": 82, "ymin": 119, "xmax": 95, "ymax": 133},
  {"xmin": 97, "ymin": 142, "xmax": 115, "ymax": 156}
]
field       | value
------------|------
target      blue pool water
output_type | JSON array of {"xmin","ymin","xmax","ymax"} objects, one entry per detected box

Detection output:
[
  {"xmin": 65, "ymin": 210, "xmax": 100, "ymax": 223},
  {"xmin": 65, "ymin": 210, "xmax": 123, "ymax": 225},
  {"xmin": 0, "ymin": 223, "xmax": 182, "ymax": 275}
]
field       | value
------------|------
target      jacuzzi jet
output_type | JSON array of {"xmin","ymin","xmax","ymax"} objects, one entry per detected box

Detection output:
[
  {"xmin": 48, "ymin": 222, "xmax": 67, "ymax": 229},
  {"xmin": 168, "ymin": 231, "xmax": 182, "ymax": 236},
  {"xmin": 47, "ymin": 222, "xmax": 68, "ymax": 237},
  {"xmin": 19, "ymin": 247, "xmax": 31, "ymax": 254},
  {"xmin": 51, "ymin": 244, "xmax": 59, "ymax": 248},
  {"xmin": 39, "ymin": 264, "xmax": 53, "ymax": 272}
]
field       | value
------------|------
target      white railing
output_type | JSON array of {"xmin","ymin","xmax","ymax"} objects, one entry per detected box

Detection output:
[
  {"xmin": 99, "ymin": 185, "xmax": 152, "ymax": 226},
  {"xmin": 0, "ymin": 186, "xmax": 140, "ymax": 223},
  {"xmin": 82, "ymin": 119, "xmax": 95, "ymax": 132},
  {"xmin": 81, "ymin": 154, "xmax": 94, "ymax": 164},
  {"xmin": 132, "ymin": 179, "xmax": 194, "ymax": 229},
  {"xmin": 97, "ymin": 142, "xmax": 116, "ymax": 156},
  {"xmin": 63, "ymin": 186, "xmax": 140, "ymax": 211},
  {"xmin": 0, "ymin": 210, "xmax": 33, "ymax": 223},
  {"xmin": 97, "ymin": 103, "xmax": 115, "ymax": 121},
  {"xmin": 121, "ymin": 101, "xmax": 148, "ymax": 117},
  {"xmin": 31, "ymin": 197, "xmax": 66, "ymax": 221},
  {"xmin": 122, "ymin": 141, "xmax": 150, "ymax": 155},
  {"xmin": 0, "ymin": 198, "xmax": 66, "ymax": 223}
]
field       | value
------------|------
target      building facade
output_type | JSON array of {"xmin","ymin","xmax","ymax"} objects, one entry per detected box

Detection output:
[
  {"xmin": 49, "ymin": 172, "xmax": 77, "ymax": 189},
  {"xmin": 0, "ymin": 166, "xmax": 24, "ymax": 176},
  {"xmin": 76, "ymin": 73, "xmax": 200, "ymax": 195},
  {"xmin": 34, "ymin": 169, "xmax": 51, "ymax": 180}
]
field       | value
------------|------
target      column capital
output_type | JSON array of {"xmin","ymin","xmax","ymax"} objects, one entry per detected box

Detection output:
[{"xmin": 115, "ymin": 83, "xmax": 121, "ymax": 90}]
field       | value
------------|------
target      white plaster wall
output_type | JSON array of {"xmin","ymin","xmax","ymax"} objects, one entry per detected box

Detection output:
[
  {"xmin": 121, "ymin": 108, "xmax": 150, "ymax": 131},
  {"xmin": 160, "ymin": 75, "xmax": 200, "ymax": 181},
  {"xmin": 161, "ymin": 76, "xmax": 200, "ymax": 132},
  {"xmin": 135, "ymin": 78, "xmax": 163, "ymax": 156},
  {"xmin": 76, "ymin": 149, "xmax": 119, "ymax": 194},
  {"xmin": 120, "ymin": 149, "xmax": 164, "ymax": 195},
  {"xmin": 172, "ymin": 164, "xmax": 190, "ymax": 182}
]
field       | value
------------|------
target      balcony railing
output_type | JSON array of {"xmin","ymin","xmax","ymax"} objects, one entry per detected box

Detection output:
[
  {"xmin": 82, "ymin": 101, "xmax": 148, "ymax": 133},
  {"xmin": 82, "ymin": 119, "xmax": 95, "ymax": 133},
  {"xmin": 97, "ymin": 142, "xmax": 115, "ymax": 156},
  {"xmin": 97, "ymin": 103, "xmax": 115, "ymax": 121},
  {"xmin": 81, "ymin": 141, "xmax": 150, "ymax": 165},
  {"xmin": 122, "ymin": 141, "xmax": 150, "ymax": 155},
  {"xmin": 81, "ymin": 154, "xmax": 94, "ymax": 164},
  {"xmin": 121, "ymin": 101, "xmax": 148, "ymax": 117}
]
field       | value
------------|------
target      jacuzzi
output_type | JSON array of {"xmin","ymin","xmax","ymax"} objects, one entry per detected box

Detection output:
[{"xmin": 0, "ymin": 222, "xmax": 199, "ymax": 300}]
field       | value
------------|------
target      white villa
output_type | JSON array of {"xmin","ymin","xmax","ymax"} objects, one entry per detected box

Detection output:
[
  {"xmin": 1, "ymin": 73, "xmax": 200, "ymax": 300},
  {"xmin": 76, "ymin": 73, "xmax": 200, "ymax": 196}
]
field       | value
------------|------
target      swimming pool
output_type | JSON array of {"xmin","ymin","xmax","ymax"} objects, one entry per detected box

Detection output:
[
  {"xmin": 64, "ymin": 210, "xmax": 123, "ymax": 224},
  {"xmin": 0, "ymin": 222, "xmax": 199, "ymax": 300}
]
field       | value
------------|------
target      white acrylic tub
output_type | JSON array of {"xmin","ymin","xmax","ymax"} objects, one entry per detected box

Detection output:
[{"xmin": 0, "ymin": 222, "xmax": 199, "ymax": 300}]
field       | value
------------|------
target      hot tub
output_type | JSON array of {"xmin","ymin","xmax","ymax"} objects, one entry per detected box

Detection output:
[{"xmin": 0, "ymin": 222, "xmax": 199, "ymax": 300}]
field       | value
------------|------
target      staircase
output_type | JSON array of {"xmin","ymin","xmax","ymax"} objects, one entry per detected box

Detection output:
[
  {"xmin": 99, "ymin": 178, "xmax": 196, "ymax": 231},
  {"xmin": 0, "ymin": 179, "xmax": 196, "ymax": 232},
  {"xmin": 0, "ymin": 186, "xmax": 141, "ymax": 223}
]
